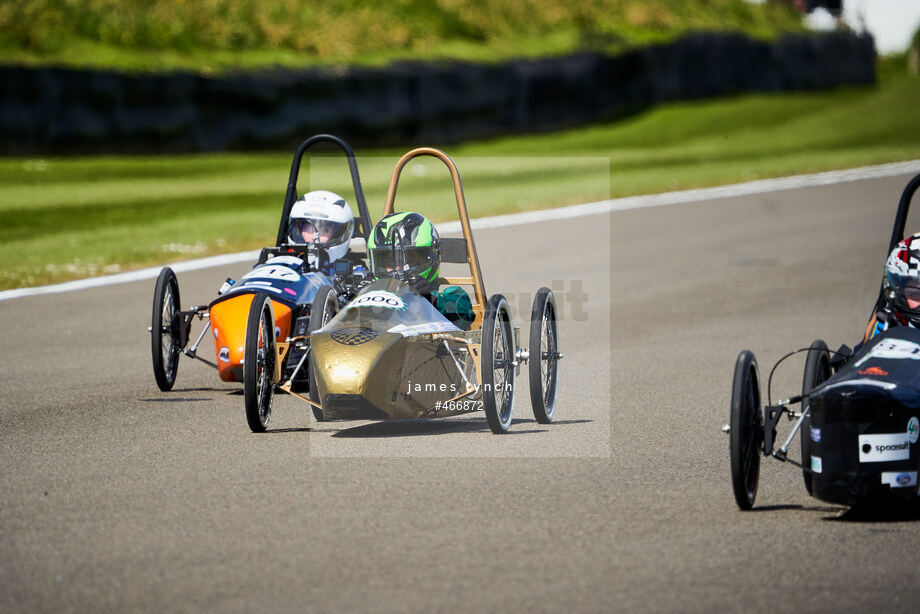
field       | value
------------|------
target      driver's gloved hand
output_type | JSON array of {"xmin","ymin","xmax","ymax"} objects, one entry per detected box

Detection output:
[{"xmin": 409, "ymin": 276, "xmax": 439, "ymax": 296}]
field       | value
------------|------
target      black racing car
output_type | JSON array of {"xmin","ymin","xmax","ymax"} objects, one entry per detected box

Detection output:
[{"xmin": 727, "ymin": 171, "xmax": 920, "ymax": 510}]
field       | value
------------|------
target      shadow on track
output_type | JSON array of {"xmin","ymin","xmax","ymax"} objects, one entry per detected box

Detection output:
[
  {"xmin": 826, "ymin": 501, "xmax": 920, "ymax": 523},
  {"xmin": 141, "ymin": 386, "xmax": 234, "ymax": 402},
  {"xmin": 749, "ymin": 504, "xmax": 805, "ymax": 512},
  {"xmin": 329, "ymin": 417, "xmax": 591, "ymax": 438},
  {"xmin": 139, "ymin": 397, "xmax": 211, "ymax": 403},
  {"xmin": 746, "ymin": 504, "xmax": 844, "ymax": 515},
  {"xmin": 330, "ymin": 419, "xmax": 531, "ymax": 438},
  {"xmin": 263, "ymin": 427, "xmax": 312, "ymax": 434}
]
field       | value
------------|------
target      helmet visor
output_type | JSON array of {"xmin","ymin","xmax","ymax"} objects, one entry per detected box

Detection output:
[
  {"xmin": 903, "ymin": 284, "xmax": 920, "ymax": 311},
  {"xmin": 370, "ymin": 246, "xmax": 436, "ymax": 279},
  {"xmin": 288, "ymin": 217, "xmax": 353, "ymax": 246}
]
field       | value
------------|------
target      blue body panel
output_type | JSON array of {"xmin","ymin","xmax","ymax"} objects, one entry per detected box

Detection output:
[
  {"xmin": 209, "ymin": 256, "xmax": 332, "ymax": 310},
  {"xmin": 807, "ymin": 327, "xmax": 920, "ymax": 504}
]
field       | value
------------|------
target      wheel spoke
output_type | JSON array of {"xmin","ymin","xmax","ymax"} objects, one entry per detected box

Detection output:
[
  {"xmin": 160, "ymin": 285, "xmax": 178, "ymax": 378},
  {"xmin": 493, "ymin": 315, "xmax": 512, "ymax": 420}
]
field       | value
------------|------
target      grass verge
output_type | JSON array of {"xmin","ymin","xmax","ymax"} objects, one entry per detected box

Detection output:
[{"xmin": 1, "ymin": 60, "xmax": 918, "ymax": 291}]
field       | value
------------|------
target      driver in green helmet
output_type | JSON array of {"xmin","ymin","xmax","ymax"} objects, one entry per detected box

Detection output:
[{"xmin": 368, "ymin": 212, "xmax": 475, "ymax": 330}]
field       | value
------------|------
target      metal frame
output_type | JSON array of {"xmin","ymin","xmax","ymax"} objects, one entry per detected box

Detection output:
[{"xmin": 382, "ymin": 147, "xmax": 487, "ymax": 330}]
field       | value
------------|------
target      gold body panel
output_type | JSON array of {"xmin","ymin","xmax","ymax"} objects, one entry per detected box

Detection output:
[
  {"xmin": 311, "ymin": 331, "xmax": 481, "ymax": 420},
  {"xmin": 309, "ymin": 278, "xmax": 483, "ymax": 420}
]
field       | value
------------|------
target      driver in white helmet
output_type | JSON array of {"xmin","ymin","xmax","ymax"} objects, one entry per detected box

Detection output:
[{"xmin": 287, "ymin": 190, "xmax": 356, "ymax": 275}]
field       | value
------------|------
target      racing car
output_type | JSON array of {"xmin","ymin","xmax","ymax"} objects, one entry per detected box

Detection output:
[
  {"xmin": 149, "ymin": 134, "xmax": 375, "ymax": 431},
  {"xmin": 726, "ymin": 171, "xmax": 920, "ymax": 509},
  {"xmin": 241, "ymin": 147, "xmax": 563, "ymax": 434}
]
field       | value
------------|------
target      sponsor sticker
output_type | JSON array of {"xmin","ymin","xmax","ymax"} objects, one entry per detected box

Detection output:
[
  {"xmin": 219, "ymin": 347, "xmax": 230, "ymax": 363},
  {"xmin": 858, "ymin": 366, "xmax": 889, "ymax": 376},
  {"xmin": 349, "ymin": 291, "xmax": 406, "ymax": 310},
  {"xmin": 881, "ymin": 471, "xmax": 917, "ymax": 488},
  {"xmin": 909, "ymin": 417, "xmax": 919, "ymax": 444},
  {"xmin": 240, "ymin": 265, "xmax": 301, "ymax": 284},
  {"xmin": 810, "ymin": 426, "xmax": 821, "ymax": 443},
  {"xmin": 811, "ymin": 455, "xmax": 823, "ymax": 474},
  {"xmin": 264, "ymin": 255, "xmax": 304, "ymax": 267},
  {"xmin": 331, "ymin": 327, "xmax": 379, "ymax": 346},
  {"xmin": 853, "ymin": 338, "xmax": 920, "ymax": 368},
  {"xmin": 388, "ymin": 321, "xmax": 461, "ymax": 337},
  {"xmin": 213, "ymin": 328, "xmax": 219, "ymax": 339},
  {"xmin": 858, "ymin": 433, "xmax": 911, "ymax": 463}
]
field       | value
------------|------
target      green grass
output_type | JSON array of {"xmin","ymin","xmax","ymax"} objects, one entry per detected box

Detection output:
[
  {"xmin": 0, "ymin": 0, "xmax": 804, "ymax": 74},
  {"xmin": 2, "ymin": 60, "xmax": 919, "ymax": 291}
]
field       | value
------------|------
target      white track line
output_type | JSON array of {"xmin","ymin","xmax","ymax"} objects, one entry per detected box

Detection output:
[{"xmin": 3, "ymin": 159, "xmax": 919, "ymax": 302}]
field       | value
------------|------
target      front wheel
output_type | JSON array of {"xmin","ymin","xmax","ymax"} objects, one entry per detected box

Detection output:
[
  {"xmin": 482, "ymin": 294, "xmax": 515, "ymax": 434},
  {"xmin": 529, "ymin": 287, "xmax": 559, "ymax": 424},
  {"xmin": 244, "ymin": 294, "xmax": 276, "ymax": 433},
  {"xmin": 151, "ymin": 267, "xmax": 181, "ymax": 391},
  {"xmin": 730, "ymin": 350, "xmax": 763, "ymax": 510},
  {"xmin": 801, "ymin": 339, "xmax": 831, "ymax": 495},
  {"xmin": 308, "ymin": 285, "xmax": 338, "ymax": 422}
]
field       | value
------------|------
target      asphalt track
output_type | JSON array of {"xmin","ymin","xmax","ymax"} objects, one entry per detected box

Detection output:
[{"xmin": 3, "ymin": 171, "xmax": 920, "ymax": 612}]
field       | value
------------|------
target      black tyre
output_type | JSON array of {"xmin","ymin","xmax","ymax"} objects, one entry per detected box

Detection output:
[
  {"xmin": 730, "ymin": 350, "xmax": 763, "ymax": 510},
  {"xmin": 801, "ymin": 339, "xmax": 831, "ymax": 495},
  {"xmin": 244, "ymin": 294, "xmax": 276, "ymax": 433},
  {"xmin": 151, "ymin": 267, "xmax": 181, "ymax": 391},
  {"xmin": 529, "ymin": 287, "xmax": 559, "ymax": 424},
  {"xmin": 482, "ymin": 294, "xmax": 515, "ymax": 434},
  {"xmin": 308, "ymin": 285, "xmax": 338, "ymax": 422}
]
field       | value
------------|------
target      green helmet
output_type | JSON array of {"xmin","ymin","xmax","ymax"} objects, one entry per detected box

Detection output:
[{"xmin": 368, "ymin": 212, "xmax": 440, "ymax": 284}]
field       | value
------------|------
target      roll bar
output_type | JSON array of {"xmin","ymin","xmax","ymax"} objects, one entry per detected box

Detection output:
[
  {"xmin": 382, "ymin": 147, "xmax": 487, "ymax": 329},
  {"xmin": 888, "ymin": 172, "xmax": 920, "ymax": 253},
  {"xmin": 275, "ymin": 134, "xmax": 372, "ymax": 247},
  {"xmin": 866, "ymin": 171, "xmax": 920, "ymax": 328}
]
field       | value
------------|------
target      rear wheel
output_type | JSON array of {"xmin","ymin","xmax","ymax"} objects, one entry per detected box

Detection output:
[
  {"xmin": 244, "ymin": 294, "xmax": 276, "ymax": 433},
  {"xmin": 151, "ymin": 267, "xmax": 180, "ymax": 391},
  {"xmin": 529, "ymin": 287, "xmax": 559, "ymax": 423},
  {"xmin": 730, "ymin": 350, "xmax": 763, "ymax": 510},
  {"xmin": 308, "ymin": 285, "xmax": 338, "ymax": 422},
  {"xmin": 801, "ymin": 339, "xmax": 831, "ymax": 495},
  {"xmin": 482, "ymin": 294, "xmax": 515, "ymax": 434}
]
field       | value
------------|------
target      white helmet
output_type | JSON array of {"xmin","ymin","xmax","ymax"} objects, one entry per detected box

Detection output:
[{"xmin": 287, "ymin": 190, "xmax": 354, "ymax": 265}]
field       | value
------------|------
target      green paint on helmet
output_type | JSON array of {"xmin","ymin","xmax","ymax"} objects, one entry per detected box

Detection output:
[{"xmin": 368, "ymin": 211, "xmax": 441, "ymax": 284}]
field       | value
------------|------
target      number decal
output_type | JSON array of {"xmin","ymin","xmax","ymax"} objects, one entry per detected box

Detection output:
[
  {"xmin": 240, "ymin": 265, "xmax": 301, "ymax": 284},
  {"xmin": 348, "ymin": 291, "xmax": 406, "ymax": 310}
]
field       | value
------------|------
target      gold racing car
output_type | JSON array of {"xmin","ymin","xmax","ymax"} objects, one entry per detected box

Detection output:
[{"xmin": 242, "ymin": 147, "xmax": 562, "ymax": 433}]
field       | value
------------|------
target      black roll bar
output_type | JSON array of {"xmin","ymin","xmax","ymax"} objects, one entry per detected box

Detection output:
[
  {"xmin": 888, "ymin": 171, "xmax": 920, "ymax": 253},
  {"xmin": 867, "ymin": 171, "xmax": 920, "ymax": 318},
  {"xmin": 275, "ymin": 134, "xmax": 372, "ymax": 247}
]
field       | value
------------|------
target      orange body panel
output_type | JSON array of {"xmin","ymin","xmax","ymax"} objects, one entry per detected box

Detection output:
[{"xmin": 209, "ymin": 294, "xmax": 293, "ymax": 382}]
